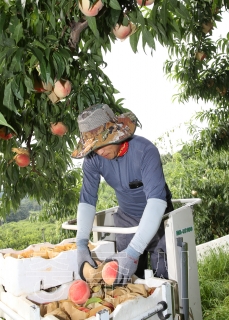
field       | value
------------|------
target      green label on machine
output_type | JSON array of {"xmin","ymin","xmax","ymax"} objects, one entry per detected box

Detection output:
[{"xmin": 176, "ymin": 226, "xmax": 193, "ymax": 236}]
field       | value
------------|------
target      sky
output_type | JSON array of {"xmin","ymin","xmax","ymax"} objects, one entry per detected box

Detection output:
[{"xmin": 101, "ymin": 11, "xmax": 228, "ymax": 154}]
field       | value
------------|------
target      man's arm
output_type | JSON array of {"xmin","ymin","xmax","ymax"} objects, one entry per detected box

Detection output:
[
  {"xmin": 76, "ymin": 157, "xmax": 101, "ymax": 279},
  {"xmin": 106, "ymin": 198, "xmax": 167, "ymax": 284},
  {"xmin": 129, "ymin": 198, "xmax": 167, "ymax": 254}
]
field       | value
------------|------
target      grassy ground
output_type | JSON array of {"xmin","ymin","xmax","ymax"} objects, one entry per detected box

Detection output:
[{"xmin": 198, "ymin": 248, "xmax": 229, "ymax": 320}]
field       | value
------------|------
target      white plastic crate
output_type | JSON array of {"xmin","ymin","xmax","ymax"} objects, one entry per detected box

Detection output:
[
  {"xmin": 0, "ymin": 275, "xmax": 175, "ymax": 320},
  {"xmin": 0, "ymin": 238, "xmax": 115, "ymax": 297}
]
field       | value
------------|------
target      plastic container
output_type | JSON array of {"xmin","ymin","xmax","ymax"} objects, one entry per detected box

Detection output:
[
  {"xmin": 0, "ymin": 275, "xmax": 174, "ymax": 320},
  {"xmin": 0, "ymin": 238, "xmax": 115, "ymax": 297}
]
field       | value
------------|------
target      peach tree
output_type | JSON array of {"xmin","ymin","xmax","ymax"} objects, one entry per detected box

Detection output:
[
  {"xmin": 0, "ymin": 0, "xmax": 228, "ymax": 219},
  {"xmin": 164, "ymin": 1, "xmax": 229, "ymax": 154}
]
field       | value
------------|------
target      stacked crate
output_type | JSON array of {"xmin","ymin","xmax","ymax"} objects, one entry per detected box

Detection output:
[{"xmin": 0, "ymin": 238, "xmax": 115, "ymax": 320}]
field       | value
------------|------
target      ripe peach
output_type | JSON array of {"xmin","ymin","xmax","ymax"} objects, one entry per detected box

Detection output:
[
  {"xmin": 79, "ymin": 0, "xmax": 104, "ymax": 17},
  {"xmin": 34, "ymin": 79, "xmax": 46, "ymax": 92},
  {"xmin": 53, "ymin": 79, "xmax": 71, "ymax": 99},
  {"xmin": 15, "ymin": 154, "xmax": 30, "ymax": 167},
  {"xmin": 0, "ymin": 132, "xmax": 13, "ymax": 140},
  {"xmin": 34, "ymin": 86, "xmax": 46, "ymax": 93},
  {"xmin": 68, "ymin": 280, "xmax": 91, "ymax": 305},
  {"xmin": 102, "ymin": 261, "xmax": 118, "ymax": 285},
  {"xmin": 216, "ymin": 87, "xmax": 227, "ymax": 96},
  {"xmin": 207, "ymin": 79, "xmax": 214, "ymax": 88},
  {"xmin": 0, "ymin": 127, "xmax": 14, "ymax": 140},
  {"xmin": 137, "ymin": 0, "xmax": 154, "ymax": 6},
  {"xmin": 34, "ymin": 80, "xmax": 52, "ymax": 93},
  {"xmin": 113, "ymin": 23, "xmax": 132, "ymax": 40},
  {"xmin": 202, "ymin": 21, "xmax": 213, "ymax": 34},
  {"xmin": 50, "ymin": 122, "xmax": 68, "ymax": 136},
  {"xmin": 78, "ymin": 306, "xmax": 90, "ymax": 312},
  {"xmin": 195, "ymin": 51, "xmax": 207, "ymax": 61}
]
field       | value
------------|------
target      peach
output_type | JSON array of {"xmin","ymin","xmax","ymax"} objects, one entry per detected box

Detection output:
[
  {"xmin": 0, "ymin": 127, "xmax": 14, "ymax": 140},
  {"xmin": 101, "ymin": 261, "xmax": 118, "ymax": 285},
  {"xmin": 34, "ymin": 86, "xmax": 46, "ymax": 93},
  {"xmin": 15, "ymin": 154, "xmax": 30, "ymax": 167},
  {"xmin": 34, "ymin": 79, "xmax": 52, "ymax": 93},
  {"xmin": 137, "ymin": 0, "xmax": 154, "ymax": 6},
  {"xmin": 50, "ymin": 122, "xmax": 68, "ymax": 136},
  {"xmin": 53, "ymin": 79, "xmax": 71, "ymax": 99},
  {"xmin": 195, "ymin": 51, "xmax": 207, "ymax": 61},
  {"xmin": 0, "ymin": 132, "xmax": 13, "ymax": 140},
  {"xmin": 202, "ymin": 21, "xmax": 213, "ymax": 34},
  {"xmin": 68, "ymin": 279, "xmax": 91, "ymax": 305},
  {"xmin": 78, "ymin": 306, "xmax": 90, "ymax": 312},
  {"xmin": 216, "ymin": 87, "xmax": 227, "ymax": 96},
  {"xmin": 113, "ymin": 23, "xmax": 132, "ymax": 40},
  {"xmin": 82, "ymin": 261, "xmax": 103, "ymax": 284},
  {"xmin": 79, "ymin": 0, "xmax": 104, "ymax": 17}
]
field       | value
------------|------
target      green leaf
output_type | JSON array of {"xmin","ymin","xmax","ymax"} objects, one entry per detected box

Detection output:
[
  {"xmin": 157, "ymin": 22, "xmax": 167, "ymax": 38},
  {"xmin": 11, "ymin": 77, "xmax": 23, "ymax": 100},
  {"xmin": 129, "ymin": 29, "xmax": 141, "ymax": 53},
  {"xmin": 0, "ymin": 113, "xmax": 17, "ymax": 133},
  {"xmin": 3, "ymin": 82, "xmax": 17, "ymax": 113},
  {"xmin": 142, "ymin": 28, "xmax": 155, "ymax": 50},
  {"xmin": 82, "ymin": 38, "xmax": 94, "ymax": 53},
  {"xmin": 0, "ymin": 47, "xmax": 8, "ymax": 65},
  {"xmin": 13, "ymin": 47, "xmax": 24, "ymax": 70},
  {"xmin": 171, "ymin": 19, "xmax": 181, "ymax": 39},
  {"xmin": 109, "ymin": 8, "xmax": 122, "ymax": 25},
  {"xmin": 85, "ymin": 297, "xmax": 102, "ymax": 307},
  {"xmin": 45, "ymin": 34, "xmax": 58, "ymax": 41},
  {"xmin": 77, "ymin": 93, "xmax": 84, "ymax": 113},
  {"xmin": 53, "ymin": 52, "xmax": 65, "ymax": 80},
  {"xmin": 161, "ymin": 0, "xmax": 168, "ymax": 27},
  {"xmin": 13, "ymin": 22, "xmax": 23, "ymax": 45},
  {"xmin": 28, "ymin": 45, "xmax": 47, "ymax": 81},
  {"xmin": 109, "ymin": 0, "xmax": 121, "ymax": 10},
  {"xmin": 150, "ymin": 3, "xmax": 159, "ymax": 25},
  {"xmin": 9, "ymin": 48, "xmax": 24, "ymax": 73},
  {"xmin": 32, "ymin": 40, "xmax": 47, "ymax": 50},
  {"xmin": 136, "ymin": 9, "xmax": 145, "ymax": 27},
  {"xmin": 169, "ymin": 0, "xmax": 177, "ymax": 10},
  {"xmin": 92, "ymin": 54, "xmax": 103, "ymax": 64},
  {"xmin": 174, "ymin": 6, "xmax": 189, "ymax": 20},
  {"xmin": 0, "ymin": 11, "xmax": 7, "ymax": 34},
  {"xmin": 9, "ymin": 15, "xmax": 20, "ymax": 35},
  {"xmin": 24, "ymin": 75, "xmax": 34, "ymax": 93},
  {"xmin": 123, "ymin": 15, "xmax": 129, "ymax": 26},
  {"xmin": 86, "ymin": 16, "xmax": 100, "ymax": 39},
  {"xmin": 58, "ymin": 48, "xmax": 72, "ymax": 61},
  {"xmin": 49, "ymin": 12, "xmax": 56, "ymax": 30},
  {"xmin": 179, "ymin": 2, "xmax": 190, "ymax": 19}
]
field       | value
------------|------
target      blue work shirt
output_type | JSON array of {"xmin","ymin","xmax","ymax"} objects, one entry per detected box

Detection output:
[{"xmin": 80, "ymin": 135, "xmax": 168, "ymax": 218}]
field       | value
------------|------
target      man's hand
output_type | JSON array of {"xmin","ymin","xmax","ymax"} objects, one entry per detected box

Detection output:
[
  {"xmin": 77, "ymin": 239, "xmax": 97, "ymax": 281},
  {"xmin": 105, "ymin": 246, "xmax": 140, "ymax": 285}
]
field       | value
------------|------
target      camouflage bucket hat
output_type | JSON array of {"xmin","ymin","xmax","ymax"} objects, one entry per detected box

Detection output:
[{"xmin": 72, "ymin": 104, "xmax": 137, "ymax": 159}]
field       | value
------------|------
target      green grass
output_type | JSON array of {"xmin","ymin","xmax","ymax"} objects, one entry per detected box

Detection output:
[{"xmin": 198, "ymin": 247, "xmax": 229, "ymax": 320}]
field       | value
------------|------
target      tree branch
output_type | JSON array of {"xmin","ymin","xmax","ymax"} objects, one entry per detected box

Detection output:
[{"xmin": 68, "ymin": 20, "xmax": 88, "ymax": 50}]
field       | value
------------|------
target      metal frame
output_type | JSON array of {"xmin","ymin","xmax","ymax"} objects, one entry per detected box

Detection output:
[{"xmin": 61, "ymin": 198, "xmax": 203, "ymax": 320}]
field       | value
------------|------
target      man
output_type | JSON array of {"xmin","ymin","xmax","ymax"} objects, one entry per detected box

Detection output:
[{"xmin": 72, "ymin": 103, "xmax": 173, "ymax": 284}]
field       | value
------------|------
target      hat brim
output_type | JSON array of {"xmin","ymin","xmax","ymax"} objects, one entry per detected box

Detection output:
[{"xmin": 71, "ymin": 112, "xmax": 137, "ymax": 159}]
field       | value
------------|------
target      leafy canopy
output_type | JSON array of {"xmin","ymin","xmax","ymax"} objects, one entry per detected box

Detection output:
[{"xmin": 0, "ymin": 0, "xmax": 228, "ymax": 218}]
